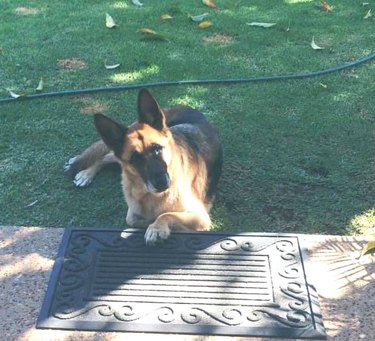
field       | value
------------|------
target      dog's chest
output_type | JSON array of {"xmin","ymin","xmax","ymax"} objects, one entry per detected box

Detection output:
[
  {"xmin": 141, "ymin": 190, "xmax": 181, "ymax": 218},
  {"xmin": 122, "ymin": 179, "xmax": 181, "ymax": 218}
]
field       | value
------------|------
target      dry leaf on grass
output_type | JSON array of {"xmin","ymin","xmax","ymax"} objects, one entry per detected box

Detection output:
[
  {"xmin": 106, "ymin": 13, "xmax": 117, "ymax": 28},
  {"xmin": 139, "ymin": 28, "xmax": 157, "ymax": 35},
  {"xmin": 132, "ymin": 0, "xmax": 143, "ymax": 7},
  {"xmin": 36, "ymin": 78, "xmax": 44, "ymax": 91},
  {"xmin": 105, "ymin": 63, "xmax": 121, "ymax": 70},
  {"xmin": 25, "ymin": 200, "xmax": 38, "ymax": 208},
  {"xmin": 364, "ymin": 9, "xmax": 372, "ymax": 19},
  {"xmin": 202, "ymin": 0, "xmax": 217, "ymax": 8},
  {"xmin": 190, "ymin": 13, "xmax": 209, "ymax": 22},
  {"xmin": 159, "ymin": 14, "xmax": 173, "ymax": 21},
  {"xmin": 247, "ymin": 22, "xmax": 276, "ymax": 28},
  {"xmin": 7, "ymin": 89, "xmax": 23, "ymax": 98},
  {"xmin": 198, "ymin": 21, "xmax": 213, "ymax": 29},
  {"xmin": 139, "ymin": 28, "xmax": 169, "ymax": 41},
  {"xmin": 310, "ymin": 36, "xmax": 324, "ymax": 50}
]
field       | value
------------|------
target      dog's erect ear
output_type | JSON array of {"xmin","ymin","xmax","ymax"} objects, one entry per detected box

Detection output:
[
  {"xmin": 94, "ymin": 114, "xmax": 127, "ymax": 157},
  {"xmin": 138, "ymin": 88, "xmax": 166, "ymax": 131}
]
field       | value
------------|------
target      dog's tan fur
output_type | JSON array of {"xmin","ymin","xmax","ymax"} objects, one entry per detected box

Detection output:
[{"xmin": 65, "ymin": 89, "xmax": 222, "ymax": 244}]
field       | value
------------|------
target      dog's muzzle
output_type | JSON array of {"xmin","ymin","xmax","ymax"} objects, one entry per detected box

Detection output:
[{"xmin": 148, "ymin": 172, "xmax": 170, "ymax": 193}]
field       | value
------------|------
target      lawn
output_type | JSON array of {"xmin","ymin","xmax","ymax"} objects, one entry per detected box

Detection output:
[{"xmin": 0, "ymin": 0, "xmax": 374, "ymax": 235}]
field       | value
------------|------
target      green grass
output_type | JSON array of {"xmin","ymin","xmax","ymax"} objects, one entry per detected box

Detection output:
[{"xmin": 0, "ymin": 0, "xmax": 374, "ymax": 235}]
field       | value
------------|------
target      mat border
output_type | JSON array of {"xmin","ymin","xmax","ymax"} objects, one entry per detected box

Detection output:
[{"xmin": 36, "ymin": 228, "xmax": 327, "ymax": 339}]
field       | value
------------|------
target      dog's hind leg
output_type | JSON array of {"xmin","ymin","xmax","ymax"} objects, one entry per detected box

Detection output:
[
  {"xmin": 64, "ymin": 140, "xmax": 117, "ymax": 187},
  {"xmin": 72, "ymin": 160, "xmax": 106, "ymax": 187}
]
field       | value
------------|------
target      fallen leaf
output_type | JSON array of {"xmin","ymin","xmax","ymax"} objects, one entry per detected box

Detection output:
[
  {"xmin": 106, "ymin": 13, "xmax": 117, "ymax": 28},
  {"xmin": 139, "ymin": 28, "xmax": 169, "ymax": 41},
  {"xmin": 346, "ymin": 73, "xmax": 359, "ymax": 79},
  {"xmin": 105, "ymin": 63, "xmax": 121, "ymax": 70},
  {"xmin": 247, "ymin": 22, "xmax": 277, "ymax": 28},
  {"xmin": 36, "ymin": 78, "xmax": 44, "ymax": 91},
  {"xmin": 202, "ymin": 0, "xmax": 216, "ymax": 8},
  {"xmin": 8, "ymin": 89, "xmax": 23, "ymax": 99},
  {"xmin": 319, "ymin": 1, "xmax": 333, "ymax": 12},
  {"xmin": 159, "ymin": 14, "xmax": 173, "ymax": 21},
  {"xmin": 139, "ymin": 28, "xmax": 157, "ymax": 35},
  {"xmin": 132, "ymin": 0, "xmax": 143, "ymax": 6},
  {"xmin": 198, "ymin": 20, "xmax": 213, "ymax": 29},
  {"xmin": 190, "ymin": 13, "xmax": 209, "ymax": 22},
  {"xmin": 361, "ymin": 241, "xmax": 375, "ymax": 256},
  {"xmin": 364, "ymin": 9, "xmax": 372, "ymax": 19},
  {"xmin": 311, "ymin": 36, "xmax": 324, "ymax": 50},
  {"xmin": 25, "ymin": 200, "xmax": 38, "ymax": 208}
]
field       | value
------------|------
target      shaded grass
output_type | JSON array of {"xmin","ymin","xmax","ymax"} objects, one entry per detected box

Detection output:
[{"xmin": 0, "ymin": 0, "xmax": 374, "ymax": 235}]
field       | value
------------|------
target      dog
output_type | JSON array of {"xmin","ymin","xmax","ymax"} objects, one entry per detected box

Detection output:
[{"xmin": 64, "ymin": 89, "xmax": 223, "ymax": 245}]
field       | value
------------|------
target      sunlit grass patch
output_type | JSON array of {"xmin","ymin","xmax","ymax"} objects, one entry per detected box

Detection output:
[
  {"xmin": 14, "ymin": 7, "xmax": 41, "ymax": 15},
  {"xmin": 351, "ymin": 209, "xmax": 375, "ymax": 236},
  {"xmin": 110, "ymin": 65, "xmax": 160, "ymax": 83},
  {"xmin": 111, "ymin": 2, "xmax": 129, "ymax": 9}
]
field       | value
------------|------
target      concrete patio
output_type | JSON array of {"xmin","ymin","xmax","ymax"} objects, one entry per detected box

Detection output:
[{"xmin": 0, "ymin": 226, "xmax": 374, "ymax": 341}]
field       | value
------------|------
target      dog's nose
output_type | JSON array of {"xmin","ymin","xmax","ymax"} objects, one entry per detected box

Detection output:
[{"xmin": 152, "ymin": 173, "xmax": 170, "ymax": 192}]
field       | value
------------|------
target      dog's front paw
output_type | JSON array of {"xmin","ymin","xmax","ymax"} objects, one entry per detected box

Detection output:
[
  {"xmin": 144, "ymin": 224, "xmax": 170, "ymax": 245},
  {"xmin": 73, "ymin": 169, "xmax": 94, "ymax": 187}
]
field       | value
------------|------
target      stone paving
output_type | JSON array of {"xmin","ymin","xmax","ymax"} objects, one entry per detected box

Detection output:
[{"xmin": 1, "ymin": 226, "xmax": 374, "ymax": 341}]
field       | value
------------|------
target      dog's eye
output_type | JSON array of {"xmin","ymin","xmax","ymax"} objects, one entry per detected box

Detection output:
[{"xmin": 150, "ymin": 144, "xmax": 163, "ymax": 155}]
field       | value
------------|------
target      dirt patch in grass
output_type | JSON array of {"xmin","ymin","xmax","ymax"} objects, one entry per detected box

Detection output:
[
  {"xmin": 80, "ymin": 102, "xmax": 109, "ymax": 114},
  {"xmin": 57, "ymin": 58, "xmax": 87, "ymax": 71},
  {"xmin": 203, "ymin": 34, "xmax": 234, "ymax": 44},
  {"xmin": 74, "ymin": 96, "xmax": 109, "ymax": 114}
]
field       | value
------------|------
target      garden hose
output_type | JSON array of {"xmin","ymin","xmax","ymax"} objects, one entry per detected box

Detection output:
[{"xmin": 0, "ymin": 52, "xmax": 374, "ymax": 104}]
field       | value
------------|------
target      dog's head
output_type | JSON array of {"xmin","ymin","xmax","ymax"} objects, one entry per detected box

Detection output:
[{"xmin": 94, "ymin": 89, "xmax": 172, "ymax": 193}]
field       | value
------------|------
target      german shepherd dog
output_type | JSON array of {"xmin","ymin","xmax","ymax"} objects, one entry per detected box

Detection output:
[{"xmin": 64, "ymin": 89, "xmax": 223, "ymax": 245}]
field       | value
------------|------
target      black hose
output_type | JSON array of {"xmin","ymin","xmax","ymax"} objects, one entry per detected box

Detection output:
[{"xmin": 1, "ymin": 52, "xmax": 374, "ymax": 104}]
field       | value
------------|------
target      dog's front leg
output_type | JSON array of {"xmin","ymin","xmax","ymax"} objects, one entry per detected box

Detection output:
[
  {"xmin": 125, "ymin": 199, "xmax": 150, "ymax": 228},
  {"xmin": 126, "ymin": 210, "xmax": 149, "ymax": 228},
  {"xmin": 144, "ymin": 211, "xmax": 211, "ymax": 245}
]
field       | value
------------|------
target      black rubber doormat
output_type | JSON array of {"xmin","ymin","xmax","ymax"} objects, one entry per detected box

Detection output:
[{"xmin": 37, "ymin": 228, "xmax": 326, "ymax": 339}]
